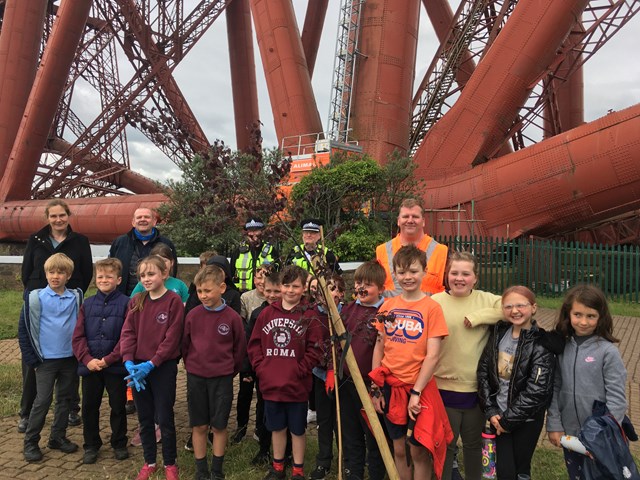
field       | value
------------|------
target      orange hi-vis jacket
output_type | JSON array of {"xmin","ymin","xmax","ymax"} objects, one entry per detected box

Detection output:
[{"xmin": 376, "ymin": 234, "xmax": 448, "ymax": 296}]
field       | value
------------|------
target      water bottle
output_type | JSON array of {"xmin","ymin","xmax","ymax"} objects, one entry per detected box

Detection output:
[{"xmin": 481, "ymin": 427, "xmax": 497, "ymax": 479}]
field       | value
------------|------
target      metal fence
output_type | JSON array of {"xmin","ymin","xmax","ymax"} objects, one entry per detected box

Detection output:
[{"xmin": 438, "ymin": 236, "xmax": 640, "ymax": 302}]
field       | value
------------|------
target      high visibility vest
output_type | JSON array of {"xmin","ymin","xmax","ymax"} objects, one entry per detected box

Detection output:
[
  {"xmin": 375, "ymin": 235, "xmax": 448, "ymax": 297},
  {"xmin": 290, "ymin": 245, "xmax": 329, "ymax": 273},
  {"xmin": 234, "ymin": 242, "xmax": 275, "ymax": 291}
]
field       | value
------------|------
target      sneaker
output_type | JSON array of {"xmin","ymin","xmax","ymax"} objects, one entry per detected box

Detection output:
[
  {"xmin": 306, "ymin": 409, "xmax": 317, "ymax": 423},
  {"xmin": 135, "ymin": 463, "xmax": 157, "ymax": 480},
  {"xmin": 164, "ymin": 464, "xmax": 179, "ymax": 480},
  {"xmin": 68, "ymin": 411, "xmax": 82, "ymax": 427},
  {"xmin": 309, "ymin": 465, "xmax": 329, "ymax": 480},
  {"xmin": 24, "ymin": 443, "xmax": 43, "ymax": 462},
  {"xmin": 264, "ymin": 467, "xmax": 286, "ymax": 480},
  {"xmin": 451, "ymin": 466, "xmax": 464, "ymax": 480},
  {"xmin": 184, "ymin": 434, "xmax": 193, "ymax": 451},
  {"xmin": 131, "ymin": 428, "xmax": 142, "ymax": 447},
  {"xmin": 114, "ymin": 447, "xmax": 129, "ymax": 460},
  {"xmin": 83, "ymin": 449, "xmax": 99, "ymax": 464},
  {"xmin": 18, "ymin": 416, "xmax": 28, "ymax": 433},
  {"xmin": 251, "ymin": 450, "xmax": 271, "ymax": 467},
  {"xmin": 48, "ymin": 437, "xmax": 79, "ymax": 453},
  {"xmin": 126, "ymin": 400, "xmax": 136, "ymax": 415}
]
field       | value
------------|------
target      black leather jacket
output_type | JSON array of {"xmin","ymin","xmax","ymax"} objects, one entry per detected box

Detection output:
[{"xmin": 477, "ymin": 320, "xmax": 562, "ymax": 432}]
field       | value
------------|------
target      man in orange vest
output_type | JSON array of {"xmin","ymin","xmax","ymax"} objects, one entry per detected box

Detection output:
[{"xmin": 376, "ymin": 198, "xmax": 448, "ymax": 296}]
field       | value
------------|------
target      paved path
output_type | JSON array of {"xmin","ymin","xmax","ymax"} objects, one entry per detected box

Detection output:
[{"xmin": 0, "ymin": 308, "xmax": 638, "ymax": 479}]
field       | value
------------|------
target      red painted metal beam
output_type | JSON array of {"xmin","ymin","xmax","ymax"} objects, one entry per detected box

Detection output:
[
  {"xmin": 0, "ymin": 0, "xmax": 92, "ymax": 202},
  {"xmin": 0, "ymin": 0, "xmax": 47, "ymax": 178},
  {"xmin": 226, "ymin": 0, "xmax": 260, "ymax": 152},
  {"xmin": 250, "ymin": 0, "xmax": 323, "ymax": 149},
  {"xmin": 0, "ymin": 194, "xmax": 168, "ymax": 243},
  {"xmin": 300, "ymin": 0, "xmax": 328, "ymax": 78},
  {"xmin": 413, "ymin": 0, "xmax": 590, "ymax": 179},
  {"xmin": 350, "ymin": 0, "xmax": 421, "ymax": 163}
]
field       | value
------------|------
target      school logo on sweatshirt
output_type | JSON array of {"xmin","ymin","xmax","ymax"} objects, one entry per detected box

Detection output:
[
  {"xmin": 273, "ymin": 327, "xmax": 291, "ymax": 347},
  {"xmin": 218, "ymin": 323, "xmax": 230, "ymax": 335},
  {"xmin": 156, "ymin": 312, "xmax": 169, "ymax": 324}
]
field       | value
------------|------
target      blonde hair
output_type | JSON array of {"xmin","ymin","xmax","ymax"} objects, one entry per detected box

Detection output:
[
  {"xmin": 130, "ymin": 256, "xmax": 167, "ymax": 312},
  {"xmin": 194, "ymin": 264, "xmax": 225, "ymax": 286},
  {"xmin": 44, "ymin": 253, "xmax": 74, "ymax": 276},
  {"xmin": 95, "ymin": 258, "xmax": 123, "ymax": 277}
]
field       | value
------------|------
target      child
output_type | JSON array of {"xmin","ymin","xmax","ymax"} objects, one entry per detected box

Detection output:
[
  {"xmin": 72, "ymin": 258, "xmax": 130, "ymax": 464},
  {"xmin": 120, "ymin": 255, "xmax": 184, "ymax": 480},
  {"xmin": 370, "ymin": 245, "xmax": 451, "ymax": 480},
  {"xmin": 248, "ymin": 265, "xmax": 322, "ymax": 480},
  {"xmin": 18, "ymin": 253, "xmax": 84, "ymax": 462},
  {"xmin": 130, "ymin": 243, "xmax": 189, "ymax": 302},
  {"xmin": 336, "ymin": 261, "xmax": 387, "ymax": 480},
  {"xmin": 308, "ymin": 274, "xmax": 345, "ymax": 480},
  {"xmin": 182, "ymin": 265, "xmax": 246, "ymax": 480},
  {"xmin": 247, "ymin": 271, "xmax": 284, "ymax": 466},
  {"xmin": 546, "ymin": 284, "xmax": 628, "ymax": 479},
  {"xmin": 477, "ymin": 286, "xmax": 561, "ymax": 479},
  {"xmin": 234, "ymin": 263, "xmax": 272, "ymax": 444},
  {"xmin": 431, "ymin": 252, "xmax": 502, "ymax": 480},
  {"xmin": 186, "ymin": 255, "xmax": 242, "ymax": 315}
]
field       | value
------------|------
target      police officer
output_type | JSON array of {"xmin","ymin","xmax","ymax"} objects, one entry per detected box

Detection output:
[
  {"xmin": 230, "ymin": 217, "xmax": 280, "ymax": 293},
  {"xmin": 286, "ymin": 218, "xmax": 342, "ymax": 274}
]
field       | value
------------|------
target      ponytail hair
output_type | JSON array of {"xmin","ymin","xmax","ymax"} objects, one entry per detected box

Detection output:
[{"xmin": 130, "ymin": 255, "xmax": 167, "ymax": 313}]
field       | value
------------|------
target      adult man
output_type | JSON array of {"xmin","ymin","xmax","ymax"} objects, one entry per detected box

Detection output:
[
  {"xmin": 287, "ymin": 218, "xmax": 342, "ymax": 274},
  {"xmin": 108, "ymin": 207, "xmax": 178, "ymax": 295},
  {"xmin": 229, "ymin": 217, "xmax": 280, "ymax": 293},
  {"xmin": 376, "ymin": 198, "xmax": 448, "ymax": 296}
]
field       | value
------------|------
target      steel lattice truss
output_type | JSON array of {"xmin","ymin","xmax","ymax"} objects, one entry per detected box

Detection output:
[
  {"xmin": 409, "ymin": 0, "xmax": 640, "ymax": 155},
  {"xmin": 33, "ymin": 0, "xmax": 231, "ymax": 199}
]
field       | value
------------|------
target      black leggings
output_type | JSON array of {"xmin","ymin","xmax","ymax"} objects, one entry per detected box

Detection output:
[{"xmin": 495, "ymin": 414, "xmax": 544, "ymax": 479}]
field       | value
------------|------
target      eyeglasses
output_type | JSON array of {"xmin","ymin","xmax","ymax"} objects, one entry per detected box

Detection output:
[{"xmin": 503, "ymin": 303, "xmax": 531, "ymax": 311}]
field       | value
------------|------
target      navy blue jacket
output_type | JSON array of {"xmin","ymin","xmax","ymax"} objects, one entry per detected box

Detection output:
[
  {"xmin": 72, "ymin": 289, "xmax": 130, "ymax": 376},
  {"xmin": 108, "ymin": 228, "xmax": 178, "ymax": 294},
  {"xmin": 18, "ymin": 288, "xmax": 83, "ymax": 367}
]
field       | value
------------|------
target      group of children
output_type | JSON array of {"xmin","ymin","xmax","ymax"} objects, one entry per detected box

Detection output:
[{"xmin": 17, "ymin": 243, "xmax": 631, "ymax": 480}]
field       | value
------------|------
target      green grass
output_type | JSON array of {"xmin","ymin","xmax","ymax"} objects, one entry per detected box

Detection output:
[
  {"xmin": 0, "ymin": 290, "xmax": 23, "ymax": 339},
  {"xmin": 537, "ymin": 296, "xmax": 640, "ymax": 317},
  {"xmin": 0, "ymin": 362, "xmax": 22, "ymax": 416}
]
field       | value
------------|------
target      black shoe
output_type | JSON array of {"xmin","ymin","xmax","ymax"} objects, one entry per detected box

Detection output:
[
  {"xmin": 83, "ymin": 449, "xmax": 99, "ymax": 464},
  {"xmin": 184, "ymin": 434, "xmax": 193, "ymax": 452},
  {"xmin": 48, "ymin": 437, "xmax": 79, "ymax": 453},
  {"xmin": 231, "ymin": 430, "xmax": 245, "ymax": 445},
  {"xmin": 292, "ymin": 475, "xmax": 305, "ymax": 480},
  {"xmin": 210, "ymin": 472, "xmax": 226, "ymax": 480},
  {"xmin": 24, "ymin": 443, "xmax": 43, "ymax": 462},
  {"xmin": 263, "ymin": 467, "xmax": 286, "ymax": 480},
  {"xmin": 125, "ymin": 400, "xmax": 136, "ymax": 415},
  {"xmin": 309, "ymin": 465, "xmax": 329, "ymax": 480},
  {"xmin": 18, "ymin": 416, "xmax": 28, "ymax": 433},
  {"xmin": 251, "ymin": 450, "xmax": 271, "ymax": 467},
  {"xmin": 195, "ymin": 472, "xmax": 209, "ymax": 480},
  {"xmin": 114, "ymin": 447, "xmax": 129, "ymax": 460},
  {"xmin": 68, "ymin": 411, "xmax": 82, "ymax": 427},
  {"xmin": 451, "ymin": 466, "xmax": 464, "ymax": 480}
]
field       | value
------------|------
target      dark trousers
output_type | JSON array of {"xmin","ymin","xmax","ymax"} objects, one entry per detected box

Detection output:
[
  {"xmin": 21, "ymin": 359, "xmax": 80, "ymax": 418},
  {"xmin": 24, "ymin": 357, "xmax": 77, "ymax": 446},
  {"xmin": 495, "ymin": 414, "xmax": 544, "ymax": 479},
  {"xmin": 236, "ymin": 371, "xmax": 255, "ymax": 434},
  {"xmin": 339, "ymin": 380, "xmax": 385, "ymax": 480},
  {"xmin": 255, "ymin": 378, "xmax": 270, "ymax": 453},
  {"xmin": 81, "ymin": 370, "xmax": 128, "ymax": 451},
  {"xmin": 563, "ymin": 448, "xmax": 585, "ymax": 480},
  {"xmin": 315, "ymin": 376, "xmax": 336, "ymax": 468},
  {"xmin": 133, "ymin": 360, "xmax": 178, "ymax": 466}
]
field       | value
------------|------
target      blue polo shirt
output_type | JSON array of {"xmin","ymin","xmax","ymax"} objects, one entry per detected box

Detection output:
[{"xmin": 38, "ymin": 286, "xmax": 78, "ymax": 359}]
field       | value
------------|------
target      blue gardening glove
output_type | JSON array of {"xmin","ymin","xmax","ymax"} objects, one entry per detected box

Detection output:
[
  {"xmin": 124, "ymin": 360, "xmax": 136, "ymax": 376},
  {"xmin": 124, "ymin": 370, "xmax": 146, "ymax": 391},
  {"xmin": 135, "ymin": 361, "xmax": 155, "ymax": 380}
]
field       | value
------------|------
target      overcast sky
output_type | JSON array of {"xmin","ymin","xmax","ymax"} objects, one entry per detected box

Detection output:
[{"xmin": 85, "ymin": 1, "xmax": 640, "ymax": 183}]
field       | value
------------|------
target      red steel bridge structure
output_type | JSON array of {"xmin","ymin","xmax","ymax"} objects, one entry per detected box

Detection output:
[{"xmin": 0, "ymin": 0, "xmax": 639, "ymax": 244}]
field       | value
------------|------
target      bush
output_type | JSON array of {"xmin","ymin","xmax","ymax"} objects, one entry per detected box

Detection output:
[{"xmin": 333, "ymin": 221, "xmax": 387, "ymax": 262}]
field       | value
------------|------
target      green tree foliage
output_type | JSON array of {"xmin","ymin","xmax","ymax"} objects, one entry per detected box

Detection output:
[{"xmin": 158, "ymin": 141, "xmax": 290, "ymax": 255}]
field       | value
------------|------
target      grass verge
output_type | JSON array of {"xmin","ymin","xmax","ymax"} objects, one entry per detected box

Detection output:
[{"xmin": 0, "ymin": 362, "xmax": 21, "ymax": 417}]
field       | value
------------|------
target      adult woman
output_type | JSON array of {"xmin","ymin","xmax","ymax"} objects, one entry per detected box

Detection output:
[
  {"xmin": 431, "ymin": 252, "xmax": 502, "ymax": 480},
  {"xmin": 18, "ymin": 199, "xmax": 93, "ymax": 432}
]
